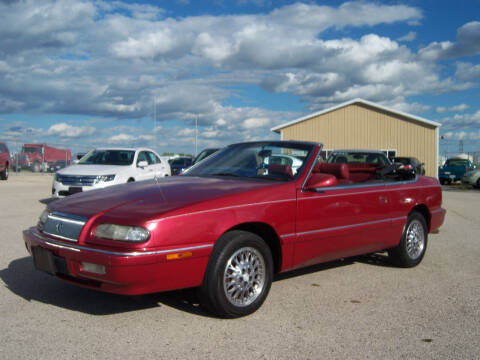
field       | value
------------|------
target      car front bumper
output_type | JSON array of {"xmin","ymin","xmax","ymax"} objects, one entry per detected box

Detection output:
[
  {"xmin": 52, "ymin": 179, "xmax": 111, "ymax": 197},
  {"xmin": 23, "ymin": 227, "xmax": 212, "ymax": 295}
]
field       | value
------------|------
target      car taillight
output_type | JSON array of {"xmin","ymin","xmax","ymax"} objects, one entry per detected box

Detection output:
[
  {"xmin": 405, "ymin": 164, "xmax": 413, "ymax": 169},
  {"xmin": 466, "ymin": 167, "xmax": 469, "ymax": 171}
]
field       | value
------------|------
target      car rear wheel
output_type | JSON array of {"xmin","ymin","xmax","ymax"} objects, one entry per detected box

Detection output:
[
  {"xmin": 476, "ymin": 178, "xmax": 480, "ymax": 189},
  {"xmin": 388, "ymin": 211, "xmax": 428, "ymax": 267},
  {"xmin": 0, "ymin": 165, "xmax": 8, "ymax": 180},
  {"xmin": 200, "ymin": 230, "xmax": 273, "ymax": 318}
]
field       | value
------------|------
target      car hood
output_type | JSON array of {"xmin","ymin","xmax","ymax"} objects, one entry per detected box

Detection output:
[
  {"xmin": 57, "ymin": 164, "xmax": 131, "ymax": 176},
  {"xmin": 48, "ymin": 176, "xmax": 278, "ymax": 221}
]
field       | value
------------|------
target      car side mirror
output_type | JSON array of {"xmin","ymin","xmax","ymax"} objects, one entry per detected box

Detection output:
[
  {"xmin": 137, "ymin": 160, "xmax": 148, "ymax": 168},
  {"xmin": 304, "ymin": 173, "xmax": 338, "ymax": 190}
]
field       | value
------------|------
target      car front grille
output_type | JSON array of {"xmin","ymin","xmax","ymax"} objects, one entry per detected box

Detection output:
[
  {"xmin": 57, "ymin": 174, "xmax": 97, "ymax": 186},
  {"xmin": 42, "ymin": 212, "xmax": 87, "ymax": 242}
]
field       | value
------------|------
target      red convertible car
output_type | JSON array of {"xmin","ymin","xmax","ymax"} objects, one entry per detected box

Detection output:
[{"xmin": 23, "ymin": 141, "xmax": 446, "ymax": 317}]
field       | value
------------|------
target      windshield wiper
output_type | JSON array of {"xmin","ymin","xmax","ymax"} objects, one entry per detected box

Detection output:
[{"xmin": 209, "ymin": 172, "xmax": 242, "ymax": 177}]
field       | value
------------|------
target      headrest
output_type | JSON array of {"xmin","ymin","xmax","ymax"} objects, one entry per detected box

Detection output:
[
  {"xmin": 315, "ymin": 162, "xmax": 349, "ymax": 179},
  {"xmin": 268, "ymin": 164, "xmax": 293, "ymax": 178}
]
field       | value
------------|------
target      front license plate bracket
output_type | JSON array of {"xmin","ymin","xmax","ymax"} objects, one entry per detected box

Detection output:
[{"xmin": 31, "ymin": 247, "xmax": 68, "ymax": 276}]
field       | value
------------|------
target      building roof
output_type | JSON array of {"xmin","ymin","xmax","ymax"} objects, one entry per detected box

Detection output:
[{"xmin": 271, "ymin": 98, "xmax": 442, "ymax": 133}]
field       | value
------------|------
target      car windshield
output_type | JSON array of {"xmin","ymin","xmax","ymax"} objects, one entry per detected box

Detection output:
[
  {"xmin": 193, "ymin": 149, "xmax": 218, "ymax": 164},
  {"xmin": 445, "ymin": 159, "xmax": 469, "ymax": 166},
  {"xmin": 394, "ymin": 158, "xmax": 411, "ymax": 165},
  {"xmin": 170, "ymin": 158, "xmax": 190, "ymax": 166},
  {"xmin": 183, "ymin": 142, "xmax": 314, "ymax": 181},
  {"xmin": 327, "ymin": 152, "xmax": 390, "ymax": 165},
  {"xmin": 22, "ymin": 147, "xmax": 40, "ymax": 154},
  {"xmin": 78, "ymin": 150, "xmax": 135, "ymax": 166}
]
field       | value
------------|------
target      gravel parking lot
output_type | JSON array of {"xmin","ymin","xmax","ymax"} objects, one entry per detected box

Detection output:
[{"xmin": 0, "ymin": 174, "xmax": 479, "ymax": 360}]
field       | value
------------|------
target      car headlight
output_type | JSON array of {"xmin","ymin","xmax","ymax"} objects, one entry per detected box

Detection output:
[
  {"xmin": 38, "ymin": 209, "xmax": 49, "ymax": 230},
  {"xmin": 95, "ymin": 174, "xmax": 116, "ymax": 183},
  {"xmin": 94, "ymin": 224, "xmax": 150, "ymax": 242}
]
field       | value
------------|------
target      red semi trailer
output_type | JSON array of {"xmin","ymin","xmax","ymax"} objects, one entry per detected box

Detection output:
[{"xmin": 15, "ymin": 143, "xmax": 71, "ymax": 172}]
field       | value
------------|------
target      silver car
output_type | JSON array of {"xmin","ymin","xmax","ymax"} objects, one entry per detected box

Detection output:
[{"xmin": 462, "ymin": 169, "xmax": 480, "ymax": 188}]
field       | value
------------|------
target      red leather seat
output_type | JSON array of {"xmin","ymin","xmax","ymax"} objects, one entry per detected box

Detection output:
[{"xmin": 313, "ymin": 162, "xmax": 352, "ymax": 184}]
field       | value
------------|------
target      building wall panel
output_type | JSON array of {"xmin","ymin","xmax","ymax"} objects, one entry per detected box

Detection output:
[{"xmin": 281, "ymin": 104, "xmax": 438, "ymax": 177}]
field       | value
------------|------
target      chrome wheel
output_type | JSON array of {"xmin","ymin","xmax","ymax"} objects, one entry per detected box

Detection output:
[
  {"xmin": 405, "ymin": 219, "xmax": 425, "ymax": 260},
  {"xmin": 223, "ymin": 247, "xmax": 266, "ymax": 307}
]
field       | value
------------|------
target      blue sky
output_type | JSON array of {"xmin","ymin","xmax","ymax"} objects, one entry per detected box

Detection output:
[{"xmin": 0, "ymin": 0, "xmax": 479, "ymax": 156}]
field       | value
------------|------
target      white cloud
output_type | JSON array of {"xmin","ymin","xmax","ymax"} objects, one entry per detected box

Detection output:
[
  {"xmin": 455, "ymin": 62, "xmax": 480, "ymax": 81},
  {"xmin": 177, "ymin": 128, "xmax": 195, "ymax": 136},
  {"xmin": 435, "ymin": 104, "xmax": 469, "ymax": 113},
  {"xmin": 397, "ymin": 31, "xmax": 416, "ymax": 42},
  {"xmin": 107, "ymin": 133, "xmax": 134, "ymax": 143},
  {"xmin": 419, "ymin": 21, "xmax": 480, "ymax": 60},
  {"xmin": 242, "ymin": 117, "xmax": 270, "ymax": 129},
  {"xmin": 47, "ymin": 123, "xmax": 96, "ymax": 138}
]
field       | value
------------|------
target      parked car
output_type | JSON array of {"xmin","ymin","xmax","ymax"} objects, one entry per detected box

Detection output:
[
  {"xmin": 52, "ymin": 148, "xmax": 171, "ymax": 197},
  {"xmin": 169, "ymin": 156, "xmax": 193, "ymax": 175},
  {"xmin": 327, "ymin": 149, "xmax": 391, "ymax": 165},
  {"xmin": 393, "ymin": 157, "xmax": 425, "ymax": 176},
  {"xmin": 439, "ymin": 158, "xmax": 474, "ymax": 184},
  {"xmin": 24, "ymin": 140, "xmax": 446, "ymax": 317},
  {"xmin": 48, "ymin": 160, "xmax": 69, "ymax": 173},
  {"xmin": 266, "ymin": 154, "xmax": 304, "ymax": 175},
  {"xmin": 462, "ymin": 169, "xmax": 480, "ymax": 188},
  {"xmin": 0, "ymin": 142, "xmax": 11, "ymax": 180},
  {"xmin": 192, "ymin": 148, "xmax": 220, "ymax": 166}
]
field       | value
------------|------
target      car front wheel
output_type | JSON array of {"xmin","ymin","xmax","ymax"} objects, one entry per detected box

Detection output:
[
  {"xmin": 389, "ymin": 211, "xmax": 428, "ymax": 267},
  {"xmin": 201, "ymin": 230, "xmax": 273, "ymax": 318}
]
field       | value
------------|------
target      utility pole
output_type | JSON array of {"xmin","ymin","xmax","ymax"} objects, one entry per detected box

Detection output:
[
  {"xmin": 194, "ymin": 114, "xmax": 198, "ymax": 157},
  {"xmin": 154, "ymin": 97, "xmax": 157, "ymax": 152}
]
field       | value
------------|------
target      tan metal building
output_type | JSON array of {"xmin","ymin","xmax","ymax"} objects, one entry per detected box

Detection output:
[{"xmin": 271, "ymin": 98, "xmax": 441, "ymax": 177}]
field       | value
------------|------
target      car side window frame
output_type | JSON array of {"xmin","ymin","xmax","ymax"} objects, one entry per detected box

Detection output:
[{"xmin": 137, "ymin": 151, "xmax": 148, "ymax": 166}]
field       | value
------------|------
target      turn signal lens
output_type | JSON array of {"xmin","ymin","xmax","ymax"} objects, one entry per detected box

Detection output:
[{"xmin": 166, "ymin": 252, "xmax": 193, "ymax": 260}]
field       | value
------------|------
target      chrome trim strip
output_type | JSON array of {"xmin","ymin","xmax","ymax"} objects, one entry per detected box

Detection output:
[
  {"xmin": 48, "ymin": 215, "xmax": 86, "ymax": 226},
  {"xmin": 51, "ymin": 211, "xmax": 88, "ymax": 222},
  {"xmin": 301, "ymin": 144, "xmax": 323, "ymax": 190},
  {"xmin": 31, "ymin": 230, "xmax": 213, "ymax": 257},
  {"xmin": 431, "ymin": 208, "xmax": 445, "ymax": 214},
  {"xmin": 280, "ymin": 216, "xmax": 407, "ymax": 238},
  {"xmin": 43, "ymin": 231, "xmax": 78, "ymax": 243}
]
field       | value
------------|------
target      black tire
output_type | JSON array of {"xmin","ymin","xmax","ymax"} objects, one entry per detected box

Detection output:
[
  {"xmin": 476, "ymin": 178, "xmax": 480, "ymax": 189},
  {"xmin": 440, "ymin": 179, "xmax": 445, "ymax": 185},
  {"xmin": 0, "ymin": 165, "xmax": 7, "ymax": 180},
  {"xmin": 389, "ymin": 211, "xmax": 428, "ymax": 268},
  {"xmin": 127, "ymin": 178, "xmax": 135, "ymax": 182},
  {"xmin": 200, "ymin": 230, "xmax": 273, "ymax": 318}
]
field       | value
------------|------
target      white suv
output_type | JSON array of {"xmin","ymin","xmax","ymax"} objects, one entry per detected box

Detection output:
[{"xmin": 52, "ymin": 148, "xmax": 171, "ymax": 197}]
